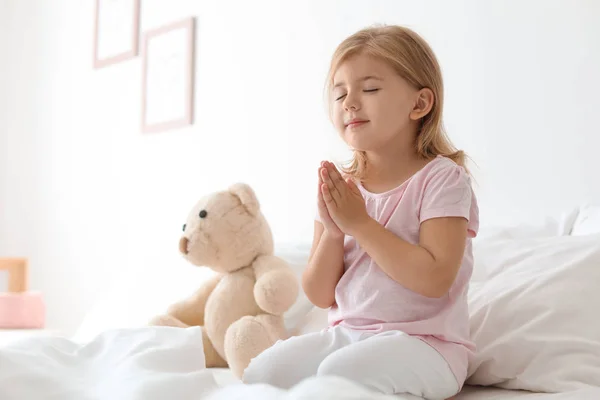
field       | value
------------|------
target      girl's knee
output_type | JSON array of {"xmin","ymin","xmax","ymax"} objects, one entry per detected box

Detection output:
[
  {"xmin": 241, "ymin": 337, "xmax": 307, "ymax": 388},
  {"xmin": 317, "ymin": 355, "xmax": 458, "ymax": 399},
  {"xmin": 318, "ymin": 359, "xmax": 390, "ymax": 395},
  {"xmin": 316, "ymin": 353, "xmax": 360, "ymax": 381},
  {"xmin": 241, "ymin": 340, "xmax": 282, "ymax": 385}
]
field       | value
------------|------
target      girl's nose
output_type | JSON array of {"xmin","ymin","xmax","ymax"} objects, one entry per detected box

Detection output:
[{"xmin": 344, "ymin": 95, "xmax": 360, "ymax": 111}]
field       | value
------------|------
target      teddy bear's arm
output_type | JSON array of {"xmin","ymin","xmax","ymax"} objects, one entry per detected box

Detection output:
[
  {"xmin": 166, "ymin": 273, "xmax": 223, "ymax": 326},
  {"xmin": 252, "ymin": 255, "xmax": 299, "ymax": 316}
]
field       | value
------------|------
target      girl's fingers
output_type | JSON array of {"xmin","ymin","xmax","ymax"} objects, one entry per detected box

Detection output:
[
  {"xmin": 346, "ymin": 177, "xmax": 361, "ymax": 195},
  {"xmin": 326, "ymin": 162, "xmax": 346, "ymax": 195},
  {"xmin": 328, "ymin": 162, "xmax": 343, "ymax": 182},
  {"xmin": 318, "ymin": 185, "xmax": 327, "ymax": 208},
  {"xmin": 321, "ymin": 166, "xmax": 341, "ymax": 199},
  {"xmin": 328, "ymin": 169, "xmax": 345, "ymax": 204},
  {"xmin": 321, "ymin": 183, "xmax": 335, "ymax": 206},
  {"xmin": 317, "ymin": 167, "xmax": 323, "ymax": 196}
]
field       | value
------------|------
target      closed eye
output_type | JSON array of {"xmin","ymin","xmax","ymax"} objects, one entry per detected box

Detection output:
[{"xmin": 335, "ymin": 89, "xmax": 379, "ymax": 101}]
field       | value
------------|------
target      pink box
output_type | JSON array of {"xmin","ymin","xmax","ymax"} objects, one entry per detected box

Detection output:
[{"xmin": 0, "ymin": 292, "xmax": 45, "ymax": 329}]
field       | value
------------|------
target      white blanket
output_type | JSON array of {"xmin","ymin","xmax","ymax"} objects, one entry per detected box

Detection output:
[
  {"xmin": 1, "ymin": 327, "xmax": 599, "ymax": 400},
  {"xmin": 0, "ymin": 326, "xmax": 418, "ymax": 400}
]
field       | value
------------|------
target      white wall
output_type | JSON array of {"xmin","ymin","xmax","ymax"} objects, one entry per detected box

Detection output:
[{"xmin": 1, "ymin": 0, "xmax": 599, "ymax": 336}]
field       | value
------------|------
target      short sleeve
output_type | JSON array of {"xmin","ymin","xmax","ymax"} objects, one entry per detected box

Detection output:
[{"xmin": 419, "ymin": 162, "xmax": 479, "ymax": 237}]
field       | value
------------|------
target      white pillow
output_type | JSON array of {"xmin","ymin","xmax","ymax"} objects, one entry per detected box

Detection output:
[
  {"xmin": 471, "ymin": 208, "xmax": 580, "ymax": 283},
  {"xmin": 572, "ymin": 204, "xmax": 600, "ymax": 236},
  {"xmin": 73, "ymin": 242, "xmax": 314, "ymax": 344},
  {"xmin": 475, "ymin": 208, "xmax": 579, "ymax": 242},
  {"xmin": 467, "ymin": 233, "xmax": 600, "ymax": 392}
]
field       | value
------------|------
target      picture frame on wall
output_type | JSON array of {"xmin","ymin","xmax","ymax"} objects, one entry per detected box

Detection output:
[
  {"xmin": 93, "ymin": 0, "xmax": 141, "ymax": 68},
  {"xmin": 141, "ymin": 17, "xmax": 196, "ymax": 134}
]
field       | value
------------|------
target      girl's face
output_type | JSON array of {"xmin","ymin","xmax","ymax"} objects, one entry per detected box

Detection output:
[{"xmin": 331, "ymin": 53, "xmax": 425, "ymax": 153}]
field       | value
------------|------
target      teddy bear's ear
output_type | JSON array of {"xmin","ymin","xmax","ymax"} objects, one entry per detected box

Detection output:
[{"xmin": 229, "ymin": 183, "xmax": 260, "ymax": 216}]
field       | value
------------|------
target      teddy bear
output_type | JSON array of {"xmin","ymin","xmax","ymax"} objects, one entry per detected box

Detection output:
[{"xmin": 149, "ymin": 182, "xmax": 299, "ymax": 379}]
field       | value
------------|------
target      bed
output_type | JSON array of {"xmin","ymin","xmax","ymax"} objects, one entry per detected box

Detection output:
[
  {"xmin": 1, "ymin": 327, "xmax": 599, "ymax": 400},
  {"xmin": 2, "ymin": 205, "xmax": 600, "ymax": 399},
  {"xmin": 211, "ymin": 368, "xmax": 600, "ymax": 399}
]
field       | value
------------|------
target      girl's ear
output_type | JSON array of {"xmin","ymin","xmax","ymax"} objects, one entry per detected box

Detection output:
[{"xmin": 409, "ymin": 88, "xmax": 435, "ymax": 121}]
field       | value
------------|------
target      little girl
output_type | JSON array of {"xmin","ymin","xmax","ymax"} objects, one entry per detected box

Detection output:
[{"xmin": 243, "ymin": 24, "xmax": 479, "ymax": 400}]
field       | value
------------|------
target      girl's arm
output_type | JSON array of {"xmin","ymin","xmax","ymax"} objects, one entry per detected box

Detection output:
[
  {"xmin": 301, "ymin": 221, "xmax": 345, "ymax": 309},
  {"xmin": 351, "ymin": 216, "xmax": 467, "ymax": 298}
]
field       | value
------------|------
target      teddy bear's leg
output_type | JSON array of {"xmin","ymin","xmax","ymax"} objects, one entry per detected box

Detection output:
[
  {"xmin": 224, "ymin": 314, "xmax": 287, "ymax": 379},
  {"xmin": 149, "ymin": 316, "xmax": 226, "ymax": 368},
  {"xmin": 148, "ymin": 314, "xmax": 189, "ymax": 328},
  {"xmin": 202, "ymin": 327, "xmax": 228, "ymax": 368}
]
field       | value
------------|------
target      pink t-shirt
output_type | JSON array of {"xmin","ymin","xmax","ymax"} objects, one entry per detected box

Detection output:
[{"xmin": 322, "ymin": 155, "xmax": 479, "ymax": 388}]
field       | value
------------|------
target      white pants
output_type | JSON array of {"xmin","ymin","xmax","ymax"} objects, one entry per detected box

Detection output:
[{"xmin": 242, "ymin": 325, "xmax": 459, "ymax": 399}]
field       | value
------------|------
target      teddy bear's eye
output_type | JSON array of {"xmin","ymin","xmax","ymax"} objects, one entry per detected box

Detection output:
[
  {"xmin": 182, "ymin": 224, "xmax": 186, "ymax": 232},
  {"xmin": 199, "ymin": 210, "xmax": 208, "ymax": 218}
]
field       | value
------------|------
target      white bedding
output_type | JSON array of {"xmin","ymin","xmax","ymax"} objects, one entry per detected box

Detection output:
[
  {"xmin": 1, "ymin": 326, "xmax": 598, "ymax": 400},
  {"xmin": 210, "ymin": 370, "xmax": 600, "ymax": 400}
]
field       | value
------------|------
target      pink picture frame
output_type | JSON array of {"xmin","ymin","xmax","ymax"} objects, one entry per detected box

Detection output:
[
  {"xmin": 93, "ymin": 0, "xmax": 141, "ymax": 69},
  {"xmin": 141, "ymin": 17, "xmax": 196, "ymax": 134}
]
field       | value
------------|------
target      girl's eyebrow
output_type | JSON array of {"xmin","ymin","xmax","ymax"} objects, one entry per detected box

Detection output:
[{"xmin": 334, "ymin": 75, "xmax": 384, "ymax": 88}]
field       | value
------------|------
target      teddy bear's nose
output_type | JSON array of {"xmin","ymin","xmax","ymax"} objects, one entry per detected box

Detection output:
[{"xmin": 179, "ymin": 237, "xmax": 189, "ymax": 254}]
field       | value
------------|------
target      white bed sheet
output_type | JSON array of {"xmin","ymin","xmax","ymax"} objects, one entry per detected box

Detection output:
[
  {"xmin": 453, "ymin": 386, "xmax": 598, "ymax": 400},
  {"xmin": 1, "ymin": 326, "xmax": 598, "ymax": 400},
  {"xmin": 211, "ymin": 368, "xmax": 600, "ymax": 400}
]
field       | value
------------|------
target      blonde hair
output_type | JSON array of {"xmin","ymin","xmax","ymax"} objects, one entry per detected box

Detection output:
[{"xmin": 326, "ymin": 24, "xmax": 468, "ymax": 179}]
